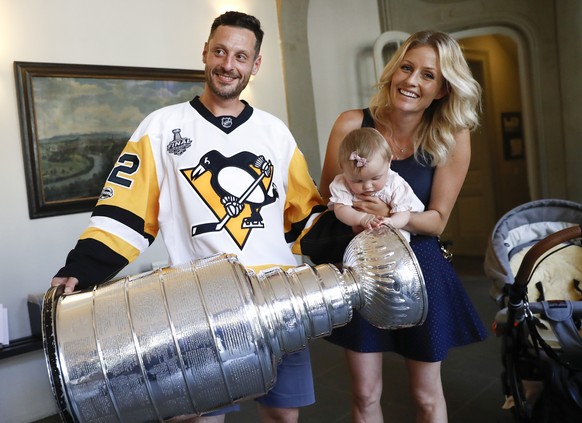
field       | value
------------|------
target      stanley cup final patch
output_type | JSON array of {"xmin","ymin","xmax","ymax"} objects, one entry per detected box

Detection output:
[{"xmin": 167, "ymin": 128, "xmax": 192, "ymax": 156}]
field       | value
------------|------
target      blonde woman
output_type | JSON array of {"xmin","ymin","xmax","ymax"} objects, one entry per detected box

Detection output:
[{"xmin": 320, "ymin": 30, "xmax": 488, "ymax": 423}]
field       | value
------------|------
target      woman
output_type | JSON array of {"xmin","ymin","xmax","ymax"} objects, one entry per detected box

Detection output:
[{"xmin": 320, "ymin": 30, "xmax": 488, "ymax": 423}]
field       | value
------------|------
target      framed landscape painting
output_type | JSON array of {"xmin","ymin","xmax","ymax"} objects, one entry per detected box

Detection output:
[{"xmin": 14, "ymin": 61, "xmax": 204, "ymax": 218}]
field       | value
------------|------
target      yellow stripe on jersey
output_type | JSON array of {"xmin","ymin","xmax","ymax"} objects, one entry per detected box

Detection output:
[{"xmin": 80, "ymin": 226, "xmax": 141, "ymax": 263}]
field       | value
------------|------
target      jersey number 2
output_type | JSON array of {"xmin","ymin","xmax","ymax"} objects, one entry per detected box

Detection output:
[{"xmin": 108, "ymin": 153, "xmax": 140, "ymax": 188}]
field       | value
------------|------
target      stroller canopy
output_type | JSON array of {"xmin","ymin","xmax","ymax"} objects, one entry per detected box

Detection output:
[{"xmin": 484, "ymin": 198, "xmax": 582, "ymax": 302}]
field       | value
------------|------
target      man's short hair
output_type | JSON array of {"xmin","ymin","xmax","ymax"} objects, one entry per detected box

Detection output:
[{"xmin": 210, "ymin": 11, "xmax": 264, "ymax": 56}]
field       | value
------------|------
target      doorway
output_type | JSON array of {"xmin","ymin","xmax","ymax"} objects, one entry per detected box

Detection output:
[
  {"xmin": 443, "ymin": 33, "xmax": 531, "ymax": 256},
  {"xmin": 440, "ymin": 54, "xmax": 497, "ymax": 256}
]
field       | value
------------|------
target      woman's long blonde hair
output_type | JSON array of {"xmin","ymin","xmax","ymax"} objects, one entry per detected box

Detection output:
[{"xmin": 369, "ymin": 30, "xmax": 481, "ymax": 166}]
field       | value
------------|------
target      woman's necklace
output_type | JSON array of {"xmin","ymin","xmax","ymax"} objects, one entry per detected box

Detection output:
[
  {"xmin": 390, "ymin": 136, "xmax": 409, "ymax": 159},
  {"xmin": 376, "ymin": 121, "xmax": 411, "ymax": 159}
]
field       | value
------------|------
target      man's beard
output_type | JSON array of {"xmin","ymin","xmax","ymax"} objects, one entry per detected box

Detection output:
[{"xmin": 205, "ymin": 68, "xmax": 250, "ymax": 100}]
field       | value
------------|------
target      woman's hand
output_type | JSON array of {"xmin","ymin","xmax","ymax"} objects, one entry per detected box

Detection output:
[{"xmin": 353, "ymin": 195, "xmax": 391, "ymax": 217}]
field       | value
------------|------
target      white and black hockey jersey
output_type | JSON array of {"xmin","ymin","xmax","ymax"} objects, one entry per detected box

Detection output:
[{"xmin": 56, "ymin": 97, "xmax": 350, "ymax": 288}]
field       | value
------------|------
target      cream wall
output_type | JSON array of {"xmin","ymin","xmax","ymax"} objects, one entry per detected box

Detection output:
[
  {"xmin": 0, "ymin": 1, "xmax": 286, "ymax": 421},
  {"xmin": 307, "ymin": 0, "xmax": 381, "ymax": 163}
]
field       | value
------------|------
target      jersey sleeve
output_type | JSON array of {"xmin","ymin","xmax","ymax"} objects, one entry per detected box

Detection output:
[
  {"xmin": 285, "ymin": 148, "xmax": 355, "ymax": 264},
  {"xmin": 283, "ymin": 147, "xmax": 328, "ymax": 245},
  {"xmin": 54, "ymin": 133, "xmax": 161, "ymax": 288}
]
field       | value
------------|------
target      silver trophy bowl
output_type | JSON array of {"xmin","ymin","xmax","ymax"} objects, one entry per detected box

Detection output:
[{"xmin": 43, "ymin": 225, "xmax": 426, "ymax": 422}]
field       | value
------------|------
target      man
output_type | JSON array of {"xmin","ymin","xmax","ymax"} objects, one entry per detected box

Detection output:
[{"xmin": 50, "ymin": 11, "xmax": 352, "ymax": 423}]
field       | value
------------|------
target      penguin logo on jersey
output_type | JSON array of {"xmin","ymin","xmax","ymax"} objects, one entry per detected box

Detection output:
[{"xmin": 180, "ymin": 150, "xmax": 279, "ymax": 249}]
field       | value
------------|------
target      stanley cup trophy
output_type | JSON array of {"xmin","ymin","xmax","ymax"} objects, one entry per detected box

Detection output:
[{"xmin": 42, "ymin": 225, "xmax": 427, "ymax": 422}]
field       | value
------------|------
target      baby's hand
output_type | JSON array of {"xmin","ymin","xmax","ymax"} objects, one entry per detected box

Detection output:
[{"xmin": 360, "ymin": 214, "xmax": 384, "ymax": 229}]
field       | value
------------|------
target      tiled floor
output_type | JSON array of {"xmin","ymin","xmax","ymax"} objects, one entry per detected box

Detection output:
[{"xmin": 35, "ymin": 256, "xmax": 516, "ymax": 422}]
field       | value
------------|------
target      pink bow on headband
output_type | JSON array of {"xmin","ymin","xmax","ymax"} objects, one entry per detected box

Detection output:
[{"xmin": 350, "ymin": 151, "xmax": 368, "ymax": 167}]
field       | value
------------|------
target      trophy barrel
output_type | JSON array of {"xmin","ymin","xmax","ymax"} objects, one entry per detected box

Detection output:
[
  {"xmin": 43, "ymin": 255, "xmax": 276, "ymax": 422},
  {"xmin": 42, "ymin": 254, "xmax": 354, "ymax": 422}
]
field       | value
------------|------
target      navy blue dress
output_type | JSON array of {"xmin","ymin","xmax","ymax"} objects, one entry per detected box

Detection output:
[{"xmin": 324, "ymin": 109, "xmax": 488, "ymax": 362}]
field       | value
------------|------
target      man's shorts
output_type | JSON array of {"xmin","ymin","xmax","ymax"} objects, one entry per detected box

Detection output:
[{"xmin": 204, "ymin": 348, "xmax": 315, "ymax": 416}]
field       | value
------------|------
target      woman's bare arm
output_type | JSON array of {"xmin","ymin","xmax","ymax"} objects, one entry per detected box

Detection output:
[
  {"xmin": 406, "ymin": 129, "xmax": 471, "ymax": 236},
  {"xmin": 320, "ymin": 110, "xmax": 365, "ymax": 200}
]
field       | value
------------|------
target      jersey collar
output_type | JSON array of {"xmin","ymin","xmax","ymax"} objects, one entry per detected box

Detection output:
[{"xmin": 190, "ymin": 96, "xmax": 254, "ymax": 134}]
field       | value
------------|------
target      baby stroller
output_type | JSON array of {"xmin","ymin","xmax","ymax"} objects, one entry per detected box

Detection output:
[{"xmin": 484, "ymin": 198, "xmax": 582, "ymax": 422}]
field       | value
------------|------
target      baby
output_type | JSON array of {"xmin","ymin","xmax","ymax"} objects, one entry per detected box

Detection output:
[{"xmin": 328, "ymin": 127, "xmax": 424, "ymax": 241}]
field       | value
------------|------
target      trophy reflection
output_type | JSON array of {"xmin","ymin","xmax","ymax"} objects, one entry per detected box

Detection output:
[{"xmin": 43, "ymin": 225, "xmax": 427, "ymax": 422}]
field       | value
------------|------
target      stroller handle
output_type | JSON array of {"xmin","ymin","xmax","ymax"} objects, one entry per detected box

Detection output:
[{"xmin": 514, "ymin": 225, "xmax": 582, "ymax": 288}]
